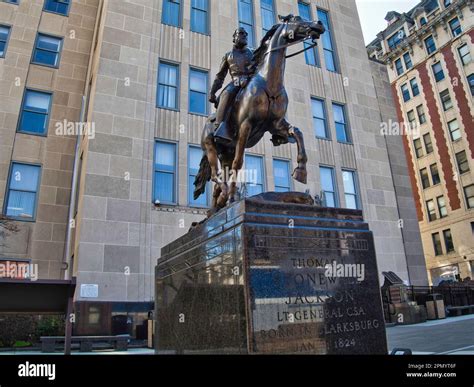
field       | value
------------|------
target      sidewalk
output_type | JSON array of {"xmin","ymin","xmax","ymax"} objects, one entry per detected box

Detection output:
[
  {"xmin": 386, "ymin": 314, "xmax": 474, "ymax": 355},
  {"xmin": 0, "ymin": 348, "xmax": 155, "ymax": 355}
]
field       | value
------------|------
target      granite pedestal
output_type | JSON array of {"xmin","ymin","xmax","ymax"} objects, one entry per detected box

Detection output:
[{"xmin": 155, "ymin": 195, "xmax": 388, "ymax": 354}]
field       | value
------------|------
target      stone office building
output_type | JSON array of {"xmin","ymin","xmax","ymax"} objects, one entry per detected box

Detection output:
[
  {"xmin": 1, "ymin": 0, "xmax": 427, "ymax": 335},
  {"xmin": 0, "ymin": 0, "xmax": 99, "ymax": 278},
  {"xmin": 367, "ymin": 0, "xmax": 473, "ymax": 285}
]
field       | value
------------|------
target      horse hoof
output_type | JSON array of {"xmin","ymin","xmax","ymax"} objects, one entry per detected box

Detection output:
[{"xmin": 292, "ymin": 168, "xmax": 307, "ymax": 184}]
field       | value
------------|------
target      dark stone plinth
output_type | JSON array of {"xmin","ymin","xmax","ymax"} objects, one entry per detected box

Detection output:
[{"xmin": 155, "ymin": 195, "xmax": 388, "ymax": 354}]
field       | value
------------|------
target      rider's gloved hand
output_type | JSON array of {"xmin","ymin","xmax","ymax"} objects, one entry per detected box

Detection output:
[{"xmin": 209, "ymin": 94, "xmax": 217, "ymax": 104}]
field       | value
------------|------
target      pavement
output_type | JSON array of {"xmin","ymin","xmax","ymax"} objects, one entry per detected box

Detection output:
[
  {"xmin": 1, "ymin": 315, "xmax": 473, "ymax": 355},
  {"xmin": 386, "ymin": 314, "xmax": 474, "ymax": 355}
]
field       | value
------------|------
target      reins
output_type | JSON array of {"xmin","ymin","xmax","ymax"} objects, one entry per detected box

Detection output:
[{"xmin": 262, "ymin": 33, "xmax": 319, "ymax": 59}]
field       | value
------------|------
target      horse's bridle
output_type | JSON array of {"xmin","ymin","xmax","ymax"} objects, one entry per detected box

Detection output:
[{"xmin": 262, "ymin": 23, "xmax": 319, "ymax": 59}]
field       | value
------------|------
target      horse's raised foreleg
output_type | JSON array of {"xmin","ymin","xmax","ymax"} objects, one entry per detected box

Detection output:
[
  {"xmin": 204, "ymin": 136, "xmax": 228, "ymax": 212},
  {"xmin": 290, "ymin": 126, "xmax": 308, "ymax": 184},
  {"xmin": 229, "ymin": 119, "xmax": 252, "ymax": 202},
  {"xmin": 274, "ymin": 119, "xmax": 308, "ymax": 184}
]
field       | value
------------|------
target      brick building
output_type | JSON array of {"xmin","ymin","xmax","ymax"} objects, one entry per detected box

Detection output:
[{"xmin": 368, "ymin": 0, "xmax": 473, "ymax": 285}]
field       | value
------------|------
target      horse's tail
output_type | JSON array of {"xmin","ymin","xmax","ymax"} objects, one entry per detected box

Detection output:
[{"xmin": 193, "ymin": 154, "xmax": 211, "ymax": 200}]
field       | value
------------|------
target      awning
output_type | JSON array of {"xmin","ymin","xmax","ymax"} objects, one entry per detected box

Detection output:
[{"xmin": 0, "ymin": 278, "xmax": 76, "ymax": 314}]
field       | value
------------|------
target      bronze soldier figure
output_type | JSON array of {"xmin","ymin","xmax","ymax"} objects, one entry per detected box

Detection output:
[{"xmin": 209, "ymin": 27, "xmax": 254, "ymax": 144}]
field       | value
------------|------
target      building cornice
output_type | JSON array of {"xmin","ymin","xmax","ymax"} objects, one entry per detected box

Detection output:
[{"xmin": 377, "ymin": 0, "xmax": 470, "ymax": 64}]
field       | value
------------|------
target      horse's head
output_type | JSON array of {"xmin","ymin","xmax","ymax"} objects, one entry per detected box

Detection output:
[{"xmin": 278, "ymin": 14, "xmax": 325, "ymax": 43}]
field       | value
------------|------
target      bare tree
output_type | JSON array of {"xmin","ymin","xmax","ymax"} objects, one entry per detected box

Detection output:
[{"xmin": 0, "ymin": 215, "xmax": 19, "ymax": 248}]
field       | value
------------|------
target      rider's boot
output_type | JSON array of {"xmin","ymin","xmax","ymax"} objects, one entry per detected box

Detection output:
[{"xmin": 214, "ymin": 121, "xmax": 233, "ymax": 143}]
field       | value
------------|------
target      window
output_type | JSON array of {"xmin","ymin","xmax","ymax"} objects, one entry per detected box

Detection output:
[
  {"xmin": 387, "ymin": 28, "xmax": 405, "ymax": 49},
  {"xmin": 189, "ymin": 68, "xmax": 208, "ymax": 115},
  {"xmin": 0, "ymin": 25, "xmax": 11, "ymax": 58},
  {"xmin": 417, "ymin": 105, "xmax": 427, "ymax": 124},
  {"xmin": 18, "ymin": 89, "xmax": 52, "ymax": 135},
  {"xmin": 425, "ymin": 35, "xmax": 436, "ymax": 55},
  {"xmin": 333, "ymin": 103, "xmax": 349, "ymax": 143},
  {"xmin": 410, "ymin": 78, "xmax": 420, "ymax": 96},
  {"xmin": 273, "ymin": 159, "xmax": 291, "ymax": 192},
  {"xmin": 448, "ymin": 119, "xmax": 461, "ymax": 141},
  {"xmin": 458, "ymin": 44, "xmax": 471, "ymax": 66},
  {"xmin": 342, "ymin": 170, "xmax": 359, "ymax": 210},
  {"xmin": 414, "ymin": 138, "xmax": 424, "ymax": 158},
  {"xmin": 443, "ymin": 229, "xmax": 455, "ymax": 253},
  {"xmin": 449, "ymin": 17, "xmax": 461, "ymax": 37},
  {"xmin": 299, "ymin": 2, "xmax": 319, "ymax": 67},
  {"xmin": 403, "ymin": 52, "xmax": 413, "ymax": 69},
  {"xmin": 245, "ymin": 155, "xmax": 264, "ymax": 196},
  {"xmin": 426, "ymin": 199, "xmax": 437, "ymax": 221},
  {"xmin": 468, "ymin": 74, "xmax": 474, "ymax": 96},
  {"xmin": 238, "ymin": 0, "xmax": 255, "ymax": 48},
  {"xmin": 465, "ymin": 184, "xmax": 474, "ymax": 208},
  {"xmin": 312, "ymin": 98, "xmax": 328, "ymax": 139},
  {"xmin": 43, "ymin": 0, "xmax": 70, "ymax": 16},
  {"xmin": 162, "ymin": 0, "xmax": 181, "ymax": 27},
  {"xmin": 456, "ymin": 151, "xmax": 469, "ymax": 174},
  {"xmin": 440, "ymin": 89, "xmax": 452, "ymax": 111},
  {"xmin": 420, "ymin": 168, "xmax": 430, "ymax": 189},
  {"xmin": 420, "ymin": 17, "xmax": 427, "ymax": 26},
  {"xmin": 423, "ymin": 133, "xmax": 433, "ymax": 154},
  {"xmin": 401, "ymin": 83, "xmax": 411, "ymax": 102},
  {"xmin": 189, "ymin": 146, "xmax": 208, "ymax": 207},
  {"xmin": 317, "ymin": 9, "xmax": 337, "ymax": 72},
  {"xmin": 191, "ymin": 0, "xmax": 209, "ymax": 34},
  {"xmin": 157, "ymin": 62, "xmax": 179, "ymax": 110},
  {"xmin": 444, "ymin": 0, "xmax": 452, "ymax": 6},
  {"xmin": 437, "ymin": 196, "xmax": 447, "ymax": 218},
  {"xmin": 320, "ymin": 166, "xmax": 337, "ymax": 207},
  {"xmin": 432, "ymin": 62, "xmax": 444, "ymax": 82},
  {"xmin": 432, "ymin": 233, "xmax": 443, "ymax": 256},
  {"xmin": 407, "ymin": 110, "xmax": 417, "ymax": 129},
  {"xmin": 430, "ymin": 163, "xmax": 440, "ymax": 185},
  {"xmin": 154, "ymin": 141, "xmax": 177, "ymax": 204},
  {"xmin": 5, "ymin": 163, "xmax": 41, "ymax": 220},
  {"xmin": 261, "ymin": 0, "xmax": 275, "ymax": 35},
  {"xmin": 426, "ymin": 0, "xmax": 439, "ymax": 13},
  {"xmin": 395, "ymin": 59, "xmax": 404, "ymax": 76},
  {"xmin": 32, "ymin": 33, "xmax": 62, "ymax": 68}
]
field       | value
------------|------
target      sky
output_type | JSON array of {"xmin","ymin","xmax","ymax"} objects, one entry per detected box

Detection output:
[{"xmin": 355, "ymin": 0, "xmax": 421, "ymax": 44}]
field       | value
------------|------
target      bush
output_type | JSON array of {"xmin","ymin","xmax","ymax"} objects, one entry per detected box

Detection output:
[
  {"xmin": 36, "ymin": 315, "xmax": 65, "ymax": 337},
  {"xmin": 0, "ymin": 315, "xmax": 37, "ymax": 347},
  {"xmin": 0, "ymin": 315, "xmax": 65, "ymax": 348}
]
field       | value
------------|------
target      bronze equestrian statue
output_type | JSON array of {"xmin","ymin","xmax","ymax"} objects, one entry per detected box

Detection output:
[{"xmin": 194, "ymin": 15, "xmax": 325, "ymax": 216}]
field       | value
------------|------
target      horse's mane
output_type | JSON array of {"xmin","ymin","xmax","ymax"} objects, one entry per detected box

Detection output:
[{"xmin": 250, "ymin": 23, "xmax": 281, "ymax": 73}]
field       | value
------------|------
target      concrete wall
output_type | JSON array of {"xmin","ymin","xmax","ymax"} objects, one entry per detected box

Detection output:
[{"xmin": 370, "ymin": 59, "xmax": 428, "ymax": 285}]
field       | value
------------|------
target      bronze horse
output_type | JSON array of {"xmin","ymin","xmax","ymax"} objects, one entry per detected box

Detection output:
[{"xmin": 194, "ymin": 15, "xmax": 325, "ymax": 215}]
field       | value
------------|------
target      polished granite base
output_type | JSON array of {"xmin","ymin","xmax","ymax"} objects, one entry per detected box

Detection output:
[{"xmin": 155, "ymin": 194, "xmax": 388, "ymax": 354}]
